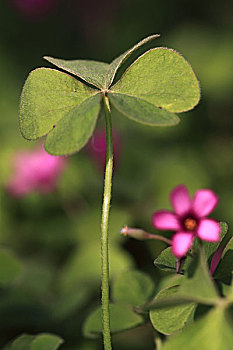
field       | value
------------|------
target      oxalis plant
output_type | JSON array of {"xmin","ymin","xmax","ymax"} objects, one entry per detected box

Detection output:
[{"xmin": 17, "ymin": 34, "xmax": 233, "ymax": 350}]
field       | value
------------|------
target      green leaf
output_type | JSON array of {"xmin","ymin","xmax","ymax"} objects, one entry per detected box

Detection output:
[
  {"xmin": 45, "ymin": 93, "xmax": 101, "ymax": 155},
  {"xmin": 154, "ymin": 247, "xmax": 191, "ymax": 273},
  {"xmin": 160, "ymin": 307, "xmax": 233, "ymax": 350},
  {"xmin": 0, "ymin": 249, "xmax": 22, "ymax": 285},
  {"xmin": 44, "ymin": 56, "xmax": 109, "ymax": 89},
  {"xmin": 149, "ymin": 285, "xmax": 196, "ymax": 335},
  {"xmin": 111, "ymin": 48, "xmax": 200, "ymax": 113},
  {"xmin": 112, "ymin": 270, "xmax": 155, "ymax": 306},
  {"xmin": 19, "ymin": 68, "xmax": 96, "ymax": 140},
  {"xmin": 10, "ymin": 335, "xmax": 34, "ymax": 350},
  {"xmin": 151, "ymin": 249, "xmax": 219, "ymax": 309},
  {"xmin": 30, "ymin": 334, "xmax": 63, "ymax": 350},
  {"xmin": 105, "ymin": 34, "xmax": 160, "ymax": 88},
  {"xmin": 9, "ymin": 334, "xmax": 63, "ymax": 350},
  {"xmin": 108, "ymin": 93, "xmax": 180, "ymax": 126},
  {"xmin": 83, "ymin": 303, "xmax": 144, "ymax": 338},
  {"xmin": 44, "ymin": 35, "xmax": 160, "ymax": 89},
  {"xmin": 179, "ymin": 248, "xmax": 219, "ymax": 304}
]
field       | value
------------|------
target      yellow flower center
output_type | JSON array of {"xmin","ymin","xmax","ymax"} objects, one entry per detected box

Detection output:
[{"xmin": 184, "ymin": 217, "xmax": 197, "ymax": 231}]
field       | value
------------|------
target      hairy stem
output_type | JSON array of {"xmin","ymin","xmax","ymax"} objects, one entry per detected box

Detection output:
[{"xmin": 101, "ymin": 94, "xmax": 113, "ymax": 350}]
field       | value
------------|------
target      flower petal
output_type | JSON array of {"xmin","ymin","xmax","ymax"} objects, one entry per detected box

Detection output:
[
  {"xmin": 192, "ymin": 189, "xmax": 218, "ymax": 218},
  {"xmin": 172, "ymin": 232, "xmax": 194, "ymax": 258},
  {"xmin": 197, "ymin": 219, "xmax": 220, "ymax": 242},
  {"xmin": 152, "ymin": 210, "xmax": 180, "ymax": 231},
  {"xmin": 170, "ymin": 185, "xmax": 192, "ymax": 216}
]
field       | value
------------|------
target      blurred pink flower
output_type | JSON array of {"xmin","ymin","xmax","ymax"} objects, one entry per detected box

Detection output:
[
  {"xmin": 86, "ymin": 129, "xmax": 121, "ymax": 170},
  {"xmin": 7, "ymin": 145, "xmax": 66, "ymax": 197},
  {"xmin": 11, "ymin": 0, "xmax": 57, "ymax": 18},
  {"xmin": 152, "ymin": 185, "xmax": 220, "ymax": 258}
]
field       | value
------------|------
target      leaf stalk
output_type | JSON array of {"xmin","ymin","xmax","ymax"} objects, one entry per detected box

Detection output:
[{"xmin": 101, "ymin": 93, "xmax": 113, "ymax": 350}]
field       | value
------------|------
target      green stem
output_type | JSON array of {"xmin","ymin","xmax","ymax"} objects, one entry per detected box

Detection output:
[{"xmin": 101, "ymin": 93, "xmax": 113, "ymax": 350}]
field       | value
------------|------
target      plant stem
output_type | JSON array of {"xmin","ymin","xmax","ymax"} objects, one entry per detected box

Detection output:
[{"xmin": 101, "ymin": 94, "xmax": 113, "ymax": 350}]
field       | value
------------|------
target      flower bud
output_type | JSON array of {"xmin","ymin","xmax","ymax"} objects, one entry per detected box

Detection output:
[{"xmin": 120, "ymin": 226, "xmax": 149, "ymax": 240}]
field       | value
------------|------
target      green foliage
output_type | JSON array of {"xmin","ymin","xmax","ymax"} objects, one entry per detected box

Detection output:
[
  {"xmin": 112, "ymin": 270, "xmax": 155, "ymax": 306},
  {"xmin": 154, "ymin": 247, "xmax": 192, "ymax": 273},
  {"xmin": 178, "ymin": 248, "xmax": 219, "ymax": 304},
  {"xmin": 9, "ymin": 335, "xmax": 34, "ymax": 350},
  {"xmin": 1, "ymin": 4, "xmax": 233, "ymax": 350},
  {"xmin": 154, "ymin": 222, "xmax": 229, "ymax": 273},
  {"xmin": 44, "ymin": 57, "xmax": 110, "ymax": 89},
  {"xmin": 160, "ymin": 307, "xmax": 233, "ymax": 350},
  {"xmin": 44, "ymin": 93, "xmax": 101, "ymax": 155},
  {"xmin": 8, "ymin": 334, "xmax": 63, "ymax": 350},
  {"xmin": 19, "ymin": 35, "xmax": 200, "ymax": 156},
  {"xmin": 150, "ymin": 248, "xmax": 219, "ymax": 309},
  {"xmin": 104, "ymin": 34, "xmax": 160, "ymax": 88},
  {"xmin": 19, "ymin": 68, "xmax": 95, "ymax": 140},
  {"xmin": 45, "ymin": 34, "xmax": 160, "ymax": 89},
  {"xmin": 83, "ymin": 303, "xmax": 144, "ymax": 338},
  {"xmin": 108, "ymin": 93, "xmax": 180, "ymax": 126},
  {"xmin": 111, "ymin": 48, "xmax": 200, "ymax": 113},
  {"xmin": 0, "ymin": 249, "xmax": 22, "ymax": 285},
  {"xmin": 149, "ymin": 285, "xmax": 196, "ymax": 334}
]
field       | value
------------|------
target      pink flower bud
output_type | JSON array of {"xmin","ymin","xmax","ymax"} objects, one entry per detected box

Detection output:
[{"xmin": 121, "ymin": 226, "xmax": 149, "ymax": 240}]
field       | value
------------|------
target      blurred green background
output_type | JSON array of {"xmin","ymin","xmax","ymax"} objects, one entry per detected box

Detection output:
[{"xmin": 0, "ymin": 0, "xmax": 232, "ymax": 349}]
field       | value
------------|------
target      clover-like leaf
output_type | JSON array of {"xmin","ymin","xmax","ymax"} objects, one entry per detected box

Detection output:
[
  {"xmin": 44, "ymin": 57, "xmax": 109, "ymax": 89},
  {"xmin": 105, "ymin": 34, "xmax": 160, "ymax": 88},
  {"xmin": 108, "ymin": 93, "xmax": 180, "ymax": 126},
  {"xmin": 10, "ymin": 335, "xmax": 34, "ymax": 350},
  {"xmin": 45, "ymin": 35, "xmax": 160, "ymax": 90},
  {"xmin": 179, "ymin": 247, "xmax": 219, "ymax": 304},
  {"xmin": 20, "ymin": 35, "xmax": 200, "ymax": 156},
  {"xmin": 30, "ymin": 334, "xmax": 63, "ymax": 350},
  {"xmin": 160, "ymin": 307, "xmax": 233, "ymax": 350},
  {"xmin": 151, "ymin": 248, "xmax": 219, "ymax": 308},
  {"xmin": 149, "ymin": 285, "xmax": 196, "ymax": 335},
  {"xmin": 154, "ymin": 247, "xmax": 191, "ymax": 273},
  {"xmin": 9, "ymin": 334, "xmax": 63, "ymax": 350},
  {"xmin": 45, "ymin": 93, "xmax": 102, "ymax": 155},
  {"xmin": 112, "ymin": 270, "xmax": 155, "ymax": 306},
  {"xmin": 20, "ymin": 68, "xmax": 96, "ymax": 140},
  {"xmin": 83, "ymin": 303, "xmax": 144, "ymax": 338},
  {"xmin": 111, "ymin": 48, "xmax": 200, "ymax": 113}
]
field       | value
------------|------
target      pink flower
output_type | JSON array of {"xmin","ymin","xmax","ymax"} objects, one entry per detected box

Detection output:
[
  {"xmin": 86, "ymin": 129, "xmax": 121, "ymax": 170},
  {"xmin": 7, "ymin": 145, "xmax": 66, "ymax": 197},
  {"xmin": 152, "ymin": 185, "xmax": 220, "ymax": 258}
]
